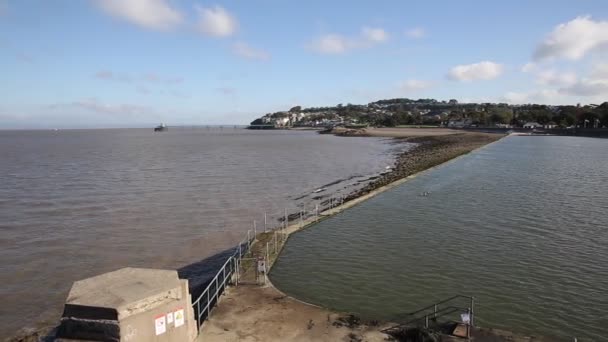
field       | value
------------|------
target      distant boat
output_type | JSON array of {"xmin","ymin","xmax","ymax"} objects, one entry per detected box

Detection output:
[{"xmin": 154, "ymin": 123, "xmax": 168, "ymax": 132}]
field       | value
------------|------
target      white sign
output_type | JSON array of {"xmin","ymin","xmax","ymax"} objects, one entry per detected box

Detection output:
[
  {"xmin": 155, "ymin": 315, "xmax": 166, "ymax": 335},
  {"xmin": 460, "ymin": 312, "xmax": 471, "ymax": 324},
  {"xmin": 167, "ymin": 312, "xmax": 174, "ymax": 324},
  {"xmin": 257, "ymin": 260, "xmax": 266, "ymax": 273},
  {"xmin": 174, "ymin": 308, "xmax": 185, "ymax": 328}
]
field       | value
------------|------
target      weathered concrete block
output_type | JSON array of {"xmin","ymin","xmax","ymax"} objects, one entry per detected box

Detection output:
[{"xmin": 57, "ymin": 267, "xmax": 197, "ymax": 342}]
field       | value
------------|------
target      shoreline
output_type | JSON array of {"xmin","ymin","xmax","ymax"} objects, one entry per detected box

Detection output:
[{"xmin": 200, "ymin": 132, "xmax": 552, "ymax": 342}]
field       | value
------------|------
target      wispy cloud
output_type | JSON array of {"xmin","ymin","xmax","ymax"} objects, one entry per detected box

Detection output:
[
  {"xmin": 502, "ymin": 90, "xmax": 560, "ymax": 104},
  {"xmin": 216, "ymin": 87, "xmax": 237, "ymax": 95},
  {"xmin": 405, "ymin": 27, "xmax": 426, "ymax": 39},
  {"xmin": 534, "ymin": 16, "xmax": 608, "ymax": 61},
  {"xmin": 447, "ymin": 61, "xmax": 504, "ymax": 81},
  {"xmin": 94, "ymin": 71, "xmax": 183, "ymax": 85},
  {"xmin": 361, "ymin": 26, "xmax": 389, "ymax": 43},
  {"xmin": 308, "ymin": 26, "xmax": 389, "ymax": 54},
  {"xmin": 398, "ymin": 79, "xmax": 434, "ymax": 91},
  {"xmin": 16, "ymin": 52, "xmax": 33, "ymax": 63},
  {"xmin": 195, "ymin": 5, "xmax": 238, "ymax": 37},
  {"xmin": 49, "ymin": 98, "xmax": 155, "ymax": 117},
  {"xmin": 535, "ymin": 69, "xmax": 577, "ymax": 87},
  {"xmin": 232, "ymin": 42, "xmax": 270, "ymax": 61},
  {"xmin": 95, "ymin": 0, "xmax": 182, "ymax": 31}
]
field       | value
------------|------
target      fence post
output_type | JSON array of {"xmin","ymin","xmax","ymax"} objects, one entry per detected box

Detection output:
[
  {"xmin": 470, "ymin": 296, "xmax": 475, "ymax": 327},
  {"xmin": 284, "ymin": 208, "xmax": 288, "ymax": 230},
  {"xmin": 253, "ymin": 220, "xmax": 257, "ymax": 237},
  {"xmin": 197, "ymin": 300, "xmax": 200, "ymax": 326},
  {"xmin": 215, "ymin": 277, "xmax": 219, "ymax": 304},
  {"xmin": 264, "ymin": 212, "xmax": 267, "ymax": 232},
  {"xmin": 315, "ymin": 204, "xmax": 319, "ymax": 220},
  {"xmin": 300, "ymin": 211, "xmax": 303, "ymax": 228},
  {"xmin": 265, "ymin": 242, "xmax": 269, "ymax": 285}
]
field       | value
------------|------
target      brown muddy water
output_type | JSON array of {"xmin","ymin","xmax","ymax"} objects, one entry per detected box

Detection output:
[
  {"xmin": 271, "ymin": 136, "xmax": 608, "ymax": 342},
  {"xmin": 0, "ymin": 128, "xmax": 402, "ymax": 338}
]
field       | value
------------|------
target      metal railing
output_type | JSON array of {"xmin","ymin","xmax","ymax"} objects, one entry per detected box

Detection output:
[
  {"xmin": 383, "ymin": 295, "xmax": 474, "ymax": 338},
  {"xmin": 190, "ymin": 195, "xmax": 348, "ymax": 330},
  {"xmin": 190, "ymin": 229, "xmax": 255, "ymax": 329}
]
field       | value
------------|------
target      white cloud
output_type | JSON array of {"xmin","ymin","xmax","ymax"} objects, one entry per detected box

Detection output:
[
  {"xmin": 560, "ymin": 78, "xmax": 608, "ymax": 96},
  {"xmin": 361, "ymin": 27, "xmax": 388, "ymax": 42},
  {"xmin": 521, "ymin": 62, "xmax": 536, "ymax": 73},
  {"xmin": 447, "ymin": 61, "xmax": 504, "ymax": 81},
  {"xmin": 195, "ymin": 5, "xmax": 238, "ymax": 37},
  {"xmin": 591, "ymin": 63, "xmax": 608, "ymax": 79},
  {"xmin": 96, "ymin": 0, "xmax": 182, "ymax": 31},
  {"xmin": 398, "ymin": 79, "xmax": 434, "ymax": 91},
  {"xmin": 535, "ymin": 69, "xmax": 577, "ymax": 87},
  {"xmin": 308, "ymin": 26, "xmax": 389, "ymax": 54},
  {"xmin": 534, "ymin": 16, "xmax": 608, "ymax": 61},
  {"xmin": 405, "ymin": 27, "xmax": 426, "ymax": 39},
  {"xmin": 309, "ymin": 34, "xmax": 350, "ymax": 54},
  {"xmin": 232, "ymin": 42, "xmax": 270, "ymax": 61},
  {"xmin": 502, "ymin": 89, "xmax": 560, "ymax": 104}
]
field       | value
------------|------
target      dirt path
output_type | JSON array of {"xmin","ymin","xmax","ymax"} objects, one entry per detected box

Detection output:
[{"xmin": 197, "ymin": 285, "xmax": 390, "ymax": 342}]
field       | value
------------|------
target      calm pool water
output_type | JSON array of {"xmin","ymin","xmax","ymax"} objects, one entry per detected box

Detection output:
[{"xmin": 271, "ymin": 136, "xmax": 608, "ymax": 341}]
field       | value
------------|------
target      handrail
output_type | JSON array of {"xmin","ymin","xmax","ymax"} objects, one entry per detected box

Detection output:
[
  {"xmin": 387, "ymin": 306, "xmax": 466, "ymax": 331},
  {"xmin": 406, "ymin": 295, "xmax": 473, "ymax": 316},
  {"xmin": 190, "ymin": 229, "xmax": 256, "ymax": 328},
  {"xmin": 382, "ymin": 294, "xmax": 475, "ymax": 337}
]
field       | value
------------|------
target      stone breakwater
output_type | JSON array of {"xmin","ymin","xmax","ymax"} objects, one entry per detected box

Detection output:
[{"xmin": 343, "ymin": 133, "xmax": 505, "ymax": 203}]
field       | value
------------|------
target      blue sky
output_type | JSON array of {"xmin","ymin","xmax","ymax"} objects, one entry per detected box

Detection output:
[{"xmin": 1, "ymin": 0, "xmax": 608, "ymax": 128}]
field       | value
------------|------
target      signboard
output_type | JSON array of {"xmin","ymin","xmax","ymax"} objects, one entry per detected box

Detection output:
[
  {"xmin": 174, "ymin": 308, "xmax": 185, "ymax": 328},
  {"xmin": 167, "ymin": 312, "xmax": 174, "ymax": 324},
  {"xmin": 155, "ymin": 315, "xmax": 166, "ymax": 335}
]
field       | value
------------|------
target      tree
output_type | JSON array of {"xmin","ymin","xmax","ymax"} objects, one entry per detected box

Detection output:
[{"xmin": 289, "ymin": 106, "xmax": 301, "ymax": 112}]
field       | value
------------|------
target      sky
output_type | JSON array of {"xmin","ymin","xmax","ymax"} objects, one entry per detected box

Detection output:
[{"xmin": 1, "ymin": 0, "xmax": 608, "ymax": 128}]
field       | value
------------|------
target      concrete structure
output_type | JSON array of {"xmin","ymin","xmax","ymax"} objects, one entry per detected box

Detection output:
[{"xmin": 57, "ymin": 267, "xmax": 197, "ymax": 342}]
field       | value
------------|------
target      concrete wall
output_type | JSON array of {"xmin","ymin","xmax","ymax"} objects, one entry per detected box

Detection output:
[{"xmin": 58, "ymin": 268, "xmax": 197, "ymax": 342}]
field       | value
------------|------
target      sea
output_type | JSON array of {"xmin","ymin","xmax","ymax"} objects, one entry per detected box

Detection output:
[{"xmin": 0, "ymin": 127, "xmax": 398, "ymax": 338}]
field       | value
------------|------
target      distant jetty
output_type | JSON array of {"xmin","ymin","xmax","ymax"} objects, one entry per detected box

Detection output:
[{"xmin": 154, "ymin": 123, "xmax": 168, "ymax": 132}]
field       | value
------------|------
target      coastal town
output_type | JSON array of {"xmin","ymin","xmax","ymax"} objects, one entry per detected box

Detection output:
[{"xmin": 250, "ymin": 98, "xmax": 608, "ymax": 130}]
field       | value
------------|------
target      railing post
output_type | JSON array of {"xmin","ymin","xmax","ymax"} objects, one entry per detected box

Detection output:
[
  {"xmin": 215, "ymin": 276, "xmax": 219, "ymax": 304},
  {"xmin": 206, "ymin": 289, "xmax": 210, "ymax": 317},
  {"xmin": 197, "ymin": 300, "xmax": 200, "ymax": 326},
  {"xmin": 470, "ymin": 296, "xmax": 475, "ymax": 327},
  {"xmin": 315, "ymin": 204, "xmax": 319, "ymax": 219},
  {"xmin": 284, "ymin": 208, "xmax": 288, "ymax": 230},
  {"xmin": 264, "ymin": 212, "xmax": 267, "ymax": 232},
  {"xmin": 253, "ymin": 220, "xmax": 257, "ymax": 237},
  {"xmin": 467, "ymin": 308, "xmax": 471, "ymax": 340},
  {"xmin": 300, "ymin": 211, "xmax": 303, "ymax": 228},
  {"xmin": 433, "ymin": 304, "xmax": 437, "ymax": 319},
  {"xmin": 425, "ymin": 315, "xmax": 428, "ymax": 328}
]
